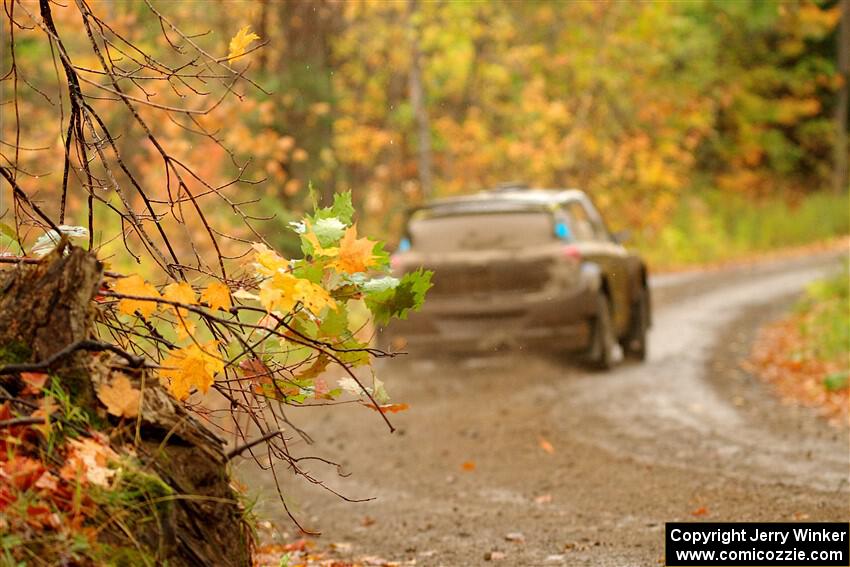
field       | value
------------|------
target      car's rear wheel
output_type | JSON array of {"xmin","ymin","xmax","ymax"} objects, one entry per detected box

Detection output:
[
  {"xmin": 587, "ymin": 292, "xmax": 615, "ymax": 371},
  {"xmin": 621, "ymin": 285, "xmax": 649, "ymax": 361}
]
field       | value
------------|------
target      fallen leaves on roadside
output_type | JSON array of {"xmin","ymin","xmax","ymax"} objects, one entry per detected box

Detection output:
[
  {"xmin": 746, "ymin": 315, "xmax": 848, "ymax": 426},
  {"xmin": 690, "ymin": 506, "xmax": 709, "ymax": 517},
  {"xmin": 461, "ymin": 461, "xmax": 476, "ymax": 472}
]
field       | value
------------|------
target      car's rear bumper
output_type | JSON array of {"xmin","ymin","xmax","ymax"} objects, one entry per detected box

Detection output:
[{"xmin": 378, "ymin": 285, "xmax": 597, "ymax": 354}]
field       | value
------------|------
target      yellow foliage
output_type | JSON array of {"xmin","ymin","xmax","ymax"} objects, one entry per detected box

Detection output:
[
  {"xmin": 227, "ymin": 25, "xmax": 260, "ymax": 60},
  {"xmin": 158, "ymin": 341, "xmax": 224, "ymax": 400},
  {"xmin": 162, "ymin": 282, "xmax": 196, "ymax": 306},
  {"xmin": 113, "ymin": 274, "xmax": 160, "ymax": 318},
  {"xmin": 258, "ymin": 271, "xmax": 336, "ymax": 316},
  {"xmin": 163, "ymin": 282, "xmax": 197, "ymax": 339},
  {"xmin": 252, "ymin": 243, "xmax": 288, "ymax": 276},
  {"xmin": 201, "ymin": 281, "xmax": 232, "ymax": 312}
]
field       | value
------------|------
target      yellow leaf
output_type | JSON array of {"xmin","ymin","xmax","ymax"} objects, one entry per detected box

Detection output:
[
  {"xmin": 158, "ymin": 341, "xmax": 223, "ymax": 400},
  {"xmin": 302, "ymin": 222, "xmax": 339, "ymax": 258},
  {"xmin": 252, "ymin": 243, "xmax": 289, "ymax": 276},
  {"xmin": 113, "ymin": 274, "xmax": 160, "ymax": 318},
  {"xmin": 228, "ymin": 25, "xmax": 260, "ymax": 60},
  {"xmin": 163, "ymin": 282, "xmax": 197, "ymax": 339},
  {"xmin": 330, "ymin": 224, "xmax": 378, "ymax": 274},
  {"xmin": 97, "ymin": 374, "xmax": 141, "ymax": 418},
  {"xmin": 258, "ymin": 271, "xmax": 336, "ymax": 316},
  {"xmin": 201, "ymin": 281, "xmax": 232, "ymax": 312},
  {"xmin": 162, "ymin": 282, "xmax": 196, "ymax": 306}
]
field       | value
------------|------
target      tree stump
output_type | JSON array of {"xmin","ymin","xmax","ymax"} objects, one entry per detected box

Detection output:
[{"xmin": 0, "ymin": 247, "xmax": 251, "ymax": 566}]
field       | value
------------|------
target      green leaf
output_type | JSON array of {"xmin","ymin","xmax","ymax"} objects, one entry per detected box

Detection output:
[
  {"xmin": 365, "ymin": 268, "xmax": 432, "ymax": 325},
  {"xmin": 334, "ymin": 336, "xmax": 371, "ymax": 366},
  {"xmin": 360, "ymin": 275, "xmax": 400, "ymax": 294},
  {"xmin": 371, "ymin": 240, "xmax": 390, "ymax": 270},
  {"xmin": 311, "ymin": 192, "xmax": 355, "ymax": 225},
  {"xmin": 291, "ymin": 258, "xmax": 325, "ymax": 283},
  {"xmin": 0, "ymin": 223, "xmax": 22, "ymax": 254},
  {"xmin": 319, "ymin": 306, "xmax": 350, "ymax": 338},
  {"xmin": 312, "ymin": 217, "xmax": 346, "ymax": 247}
]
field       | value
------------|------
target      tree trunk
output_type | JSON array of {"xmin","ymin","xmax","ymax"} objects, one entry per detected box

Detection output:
[
  {"xmin": 408, "ymin": 0, "xmax": 434, "ymax": 200},
  {"xmin": 834, "ymin": 0, "xmax": 849, "ymax": 194}
]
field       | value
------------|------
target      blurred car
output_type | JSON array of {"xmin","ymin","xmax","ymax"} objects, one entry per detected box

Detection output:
[{"xmin": 382, "ymin": 185, "xmax": 651, "ymax": 369}]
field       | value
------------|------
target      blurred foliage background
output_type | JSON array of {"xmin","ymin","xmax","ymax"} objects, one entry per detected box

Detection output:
[{"xmin": 2, "ymin": 0, "xmax": 848, "ymax": 269}]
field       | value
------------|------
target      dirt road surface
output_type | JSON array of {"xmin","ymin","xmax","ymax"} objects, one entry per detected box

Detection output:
[{"xmin": 240, "ymin": 251, "xmax": 849, "ymax": 566}]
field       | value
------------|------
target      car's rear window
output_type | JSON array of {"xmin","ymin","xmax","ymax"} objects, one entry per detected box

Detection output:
[{"xmin": 408, "ymin": 211, "xmax": 555, "ymax": 252}]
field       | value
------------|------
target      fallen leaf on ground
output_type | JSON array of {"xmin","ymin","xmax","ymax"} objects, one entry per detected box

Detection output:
[
  {"xmin": 461, "ymin": 461, "xmax": 476, "ymax": 472},
  {"xmin": 534, "ymin": 494, "xmax": 553, "ymax": 504},
  {"xmin": 538, "ymin": 436, "xmax": 555, "ymax": 454},
  {"xmin": 60, "ymin": 438, "xmax": 119, "ymax": 487},
  {"xmin": 691, "ymin": 506, "xmax": 709, "ymax": 517},
  {"xmin": 20, "ymin": 372, "xmax": 48, "ymax": 394},
  {"xmin": 97, "ymin": 373, "xmax": 141, "ymax": 418}
]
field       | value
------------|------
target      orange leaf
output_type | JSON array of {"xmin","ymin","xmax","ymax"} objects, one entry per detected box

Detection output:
[
  {"xmin": 96, "ymin": 374, "xmax": 141, "ymax": 418},
  {"xmin": 112, "ymin": 274, "xmax": 160, "ymax": 318},
  {"xmin": 363, "ymin": 402, "xmax": 410, "ymax": 414},
  {"xmin": 330, "ymin": 224, "xmax": 378, "ymax": 274},
  {"xmin": 538, "ymin": 436, "xmax": 555, "ymax": 455},
  {"xmin": 21, "ymin": 372, "xmax": 48, "ymax": 394},
  {"xmin": 691, "ymin": 506, "xmax": 709, "ymax": 517},
  {"xmin": 462, "ymin": 461, "xmax": 476, "ymax": 472}
]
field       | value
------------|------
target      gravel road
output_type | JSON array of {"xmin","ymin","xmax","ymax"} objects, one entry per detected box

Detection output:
[{"xmin": 240, "ymin": 250, "xmax": 849, "ymax": 566}]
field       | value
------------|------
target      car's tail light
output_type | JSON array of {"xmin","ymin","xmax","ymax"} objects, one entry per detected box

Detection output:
[
  {"xmin": 390, "ymin": 254, "xmax": 404, "ymax": 270},
  {"xmin": 561, "ymin": 245, "xmax": 581, "ymax": 261}
]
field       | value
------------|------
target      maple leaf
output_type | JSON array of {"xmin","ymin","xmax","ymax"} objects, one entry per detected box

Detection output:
[
  {"xmin": 163, "ymin": 282, "xmax": 197, "ymax": 339},
  {"xmin": 158, "ymin": 341, "xmax": 224, "ymax": 400},
  {"xmin": 113, "ymin": 274, "xmax": 160, "ymax": 318},
  {"xmin": 96, "ymin": 374, "xmax": 141, "ymax": 418},
  {"xmin": 227, "ymin": 25, "xmax": 260, "ymax": 61},
  {"xmin": 201, "ymin": 281, "xmax": 232, "ymax": 312},
  {"xmin": 240, "ymin": 357, "xmax": 273, "ymax": 393},
  {"xmin": 252, "ymin": 243, "xmax": 289, "ymax": 276},
  {"xmin": 330, "ymin": 225, "xmax": 378, "ymax": 274},
  {"xmin": 258, "ymin": 271, "xmax": 336, "ymax": 316},
  {"xmin": 162, "ymin": 282, "xmax": 196, "ymax": 306}
]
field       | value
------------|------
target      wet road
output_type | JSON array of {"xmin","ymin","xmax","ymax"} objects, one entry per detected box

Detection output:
[{"xmin": 241, "ymin": 250, "xmax": 849, "ymax": 566}]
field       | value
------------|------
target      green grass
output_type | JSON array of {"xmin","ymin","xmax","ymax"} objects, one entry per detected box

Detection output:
[
  {"xmin": 635, "ymin": 190, "xmax": 849, "ymax": 269},
  {"xmin": 796, "ymin": 263, "xmax": 850, "ymax": 392}
]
